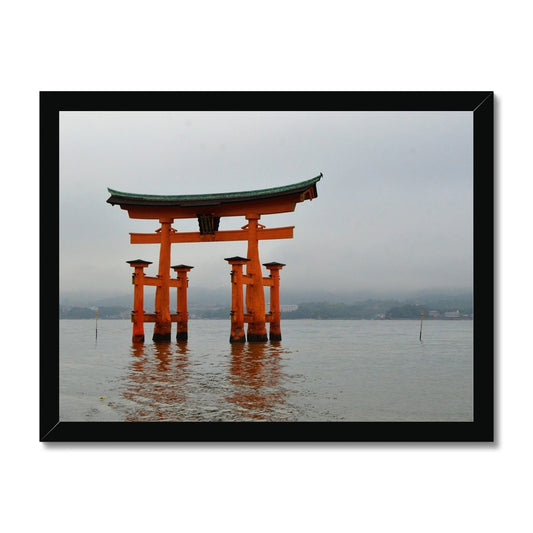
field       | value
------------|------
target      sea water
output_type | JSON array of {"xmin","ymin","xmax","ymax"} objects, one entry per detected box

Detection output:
[{"xmin": 59, "ymin": 319, "xmax": 473, "ymax": 422}]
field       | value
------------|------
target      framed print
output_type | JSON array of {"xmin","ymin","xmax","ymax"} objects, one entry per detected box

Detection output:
[{"xmin": 41, "ymin": 91, "xmax": 493, "ymax": 442}]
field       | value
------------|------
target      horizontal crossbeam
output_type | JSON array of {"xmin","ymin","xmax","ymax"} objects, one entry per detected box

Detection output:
[
  {"xmin": 134, "ymin": 276, "xmax": 184, "ymax": 288},
  {"xmin": 134, "ymin": 313, "xmax": 186, "ymax": 323},
  {"xmin": 130, "ymin": 226, "xmax": 294, "ymax": 244}
]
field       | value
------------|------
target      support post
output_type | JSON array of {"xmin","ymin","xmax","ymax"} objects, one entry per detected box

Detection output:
[
  {"xmin": 127, "ymin": 260, "xmax": 152, "ymax": 343},
  {"xmin": 172, "ymin": 264, "xmax": 194, "ymax": 341},
  {"xmin": 263, "ymin": 262, "xmax": 285, "ymax": 341},
  {"xmin": 153, "ymin": 218, "xmax": 173, "ymax": 341},
  {"xmin": 244, "ymin": 214, "xmax": 268, "ymax": 342},
  {"xmin": 225, "ymin": 257, "xmax": 249, "ymax": 343}
]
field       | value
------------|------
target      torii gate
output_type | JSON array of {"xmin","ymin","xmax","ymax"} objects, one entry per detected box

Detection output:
[{"xmin": 107, "ymin": 174, "xmax": 321, "ymax": 343}]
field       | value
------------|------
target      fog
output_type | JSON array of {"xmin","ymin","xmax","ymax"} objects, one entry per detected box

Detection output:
[{"xmin": 59, "ymin": 110, "xmax": 472, "ymax": 303}]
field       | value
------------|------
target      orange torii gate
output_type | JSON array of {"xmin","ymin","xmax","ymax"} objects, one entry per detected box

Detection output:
[{"xmin": 107, "ymin": 174, "xmax": 321, "ymax": 343}]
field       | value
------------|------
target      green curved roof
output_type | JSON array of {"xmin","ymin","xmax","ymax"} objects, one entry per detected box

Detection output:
[{"xmin": 107, "ymin": 174, "xmax": 322, "ymax": 207}]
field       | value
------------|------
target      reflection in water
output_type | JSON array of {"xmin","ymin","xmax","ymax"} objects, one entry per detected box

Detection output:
[
  {"xmin": 121, "ymin": 342, "xmax": 190, "ymax": 421},
  {"xmin": 226, "ymin": 342, "xmax": 288, "ymax": 420},
  {"xmin": 114, "ymin": 339, "xmax": 294, "ymax": 421}
]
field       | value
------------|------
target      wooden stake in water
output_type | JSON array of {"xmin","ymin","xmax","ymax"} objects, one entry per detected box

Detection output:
[
  {"xmin": 95, "ymin": 310, "xmax": 98, "ymax": 339},
  {"xmin": 419, "ymin": 311, "xmax": 424, "ymax": 341}
]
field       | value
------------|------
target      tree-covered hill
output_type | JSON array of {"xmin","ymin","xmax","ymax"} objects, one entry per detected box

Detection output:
[{"xmin": 59, "ymin": 292, "xmax": 472, "ymax": 320}]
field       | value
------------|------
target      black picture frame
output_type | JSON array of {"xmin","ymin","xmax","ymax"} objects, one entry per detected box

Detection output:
[{"xmin": 41, "ymin": 91, "xmax": 494, "ymax": 442}]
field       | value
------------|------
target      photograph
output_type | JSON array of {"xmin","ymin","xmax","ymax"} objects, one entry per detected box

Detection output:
[
  {"xmin": 41, "ymin": 91, "xmax": 493, "ymax": 441},
  {"xmin": 10, "ymin": 4, "xmax": 530, "ymax": 531}
]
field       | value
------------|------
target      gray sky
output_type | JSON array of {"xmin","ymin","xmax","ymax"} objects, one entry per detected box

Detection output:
[{"xmin": 59, "ymin": 110, "xmax": 473, "ymax": 299}]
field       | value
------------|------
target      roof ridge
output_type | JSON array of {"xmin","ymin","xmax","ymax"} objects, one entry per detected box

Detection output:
[{"xmin": 107, "ymin": 173, "xmax": 322, "ymax": 201}]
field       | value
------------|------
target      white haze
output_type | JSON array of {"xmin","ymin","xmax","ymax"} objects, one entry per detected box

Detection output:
[{"xmin": 59, "ymin": 110, "xmax": 473, "ymax": 303}]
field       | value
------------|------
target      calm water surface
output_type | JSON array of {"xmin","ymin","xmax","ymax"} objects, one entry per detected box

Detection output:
[{"xmin": 60, "ymin": 319, "xmax": 473, "ymax": 422}]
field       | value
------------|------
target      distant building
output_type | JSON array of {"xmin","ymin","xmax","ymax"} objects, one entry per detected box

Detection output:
[
  {"xmin": 428, "ymin": 310, "xmax": 440, "ymax": 318},
  {"xmin": 444, "ymin": 310, "xmax": 461, "ymax": 318},
  {"xmin": 280, "ymin": 304, "xmax": 298, "ymax": 313}
]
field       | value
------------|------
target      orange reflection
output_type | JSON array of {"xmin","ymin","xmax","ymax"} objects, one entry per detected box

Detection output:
[
  {"xmin": 122, "ymin": 341, "xmax": 190, "ymax": 421},
  {"xmin": 226, "ymin": 341, "xmax": 287, "ymax": 420}
]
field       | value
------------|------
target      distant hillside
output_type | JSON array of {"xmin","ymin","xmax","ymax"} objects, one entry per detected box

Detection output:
[
  {"xmin": 59, "ymin": 292, "xmax": 472, "ymax": 320},
  {"xmin": 60, "ymin": 287, "xmax": 472, "ymax": 308},
  {"xmin": 60, "ymin": 306, "xmax": 130, "ymax": 319},
  {"xmin": 284, "ymin": 295, "xmax": 472, "ymax": 320}
]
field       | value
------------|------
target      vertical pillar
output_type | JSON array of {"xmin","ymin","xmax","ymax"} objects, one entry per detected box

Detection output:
[
  {"xmin": 263, "ymin": 262, "xmax": 285, "ymax": 341},
  {"xmin": 225, "ymin": 257, "xmax": 249, "ymax": 343},
  {"xmin": 127, "ymin": 260, "xmax": 152, "ymax": 343},
  {"xmin": 172, "ymin": 264, "xmax": 194, "ymax": 341},
  {"xmin": 244, "ymin": 214, "xmax": 268, "ymax": 342},
  {"xmin": 153, "ymin": 218, "xmax": 173, "ymax": 341}
]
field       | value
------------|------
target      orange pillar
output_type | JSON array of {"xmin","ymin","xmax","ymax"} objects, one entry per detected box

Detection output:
[
  {"xmin": 127, "ymin": 259, "xmax": 152, "ymax": 343},
  {"xmin": 244, "ymin": 214, "xmax": 268, "ymax": 342},
  {"xmin": 172, "ymin": 264, "xmax": 194, "ymax": 341},
  {"xmin": 225, "ymin": 256, "xmax": 249, "ymax": 343},
  {"xmin": 264, "ymin": 262, "xmax": 285, "ymax": 341},
  {"xmin": 153, "ymin": 218, "xmax": 173, "ymax": 341}
]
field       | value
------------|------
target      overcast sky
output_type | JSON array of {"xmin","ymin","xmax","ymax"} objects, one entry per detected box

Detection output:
[{"xmin": 59, "ymin": 110, "xmax": 473, "ymax": 300}]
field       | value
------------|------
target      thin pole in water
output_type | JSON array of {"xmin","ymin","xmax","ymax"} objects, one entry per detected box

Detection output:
[
  {"xmin": 419, "ymin": 311, "xmax": 424, "ymax": 341},
  {"xmin": 95, "ymin": 310, "xmax": 98, "ymax": 339}
]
